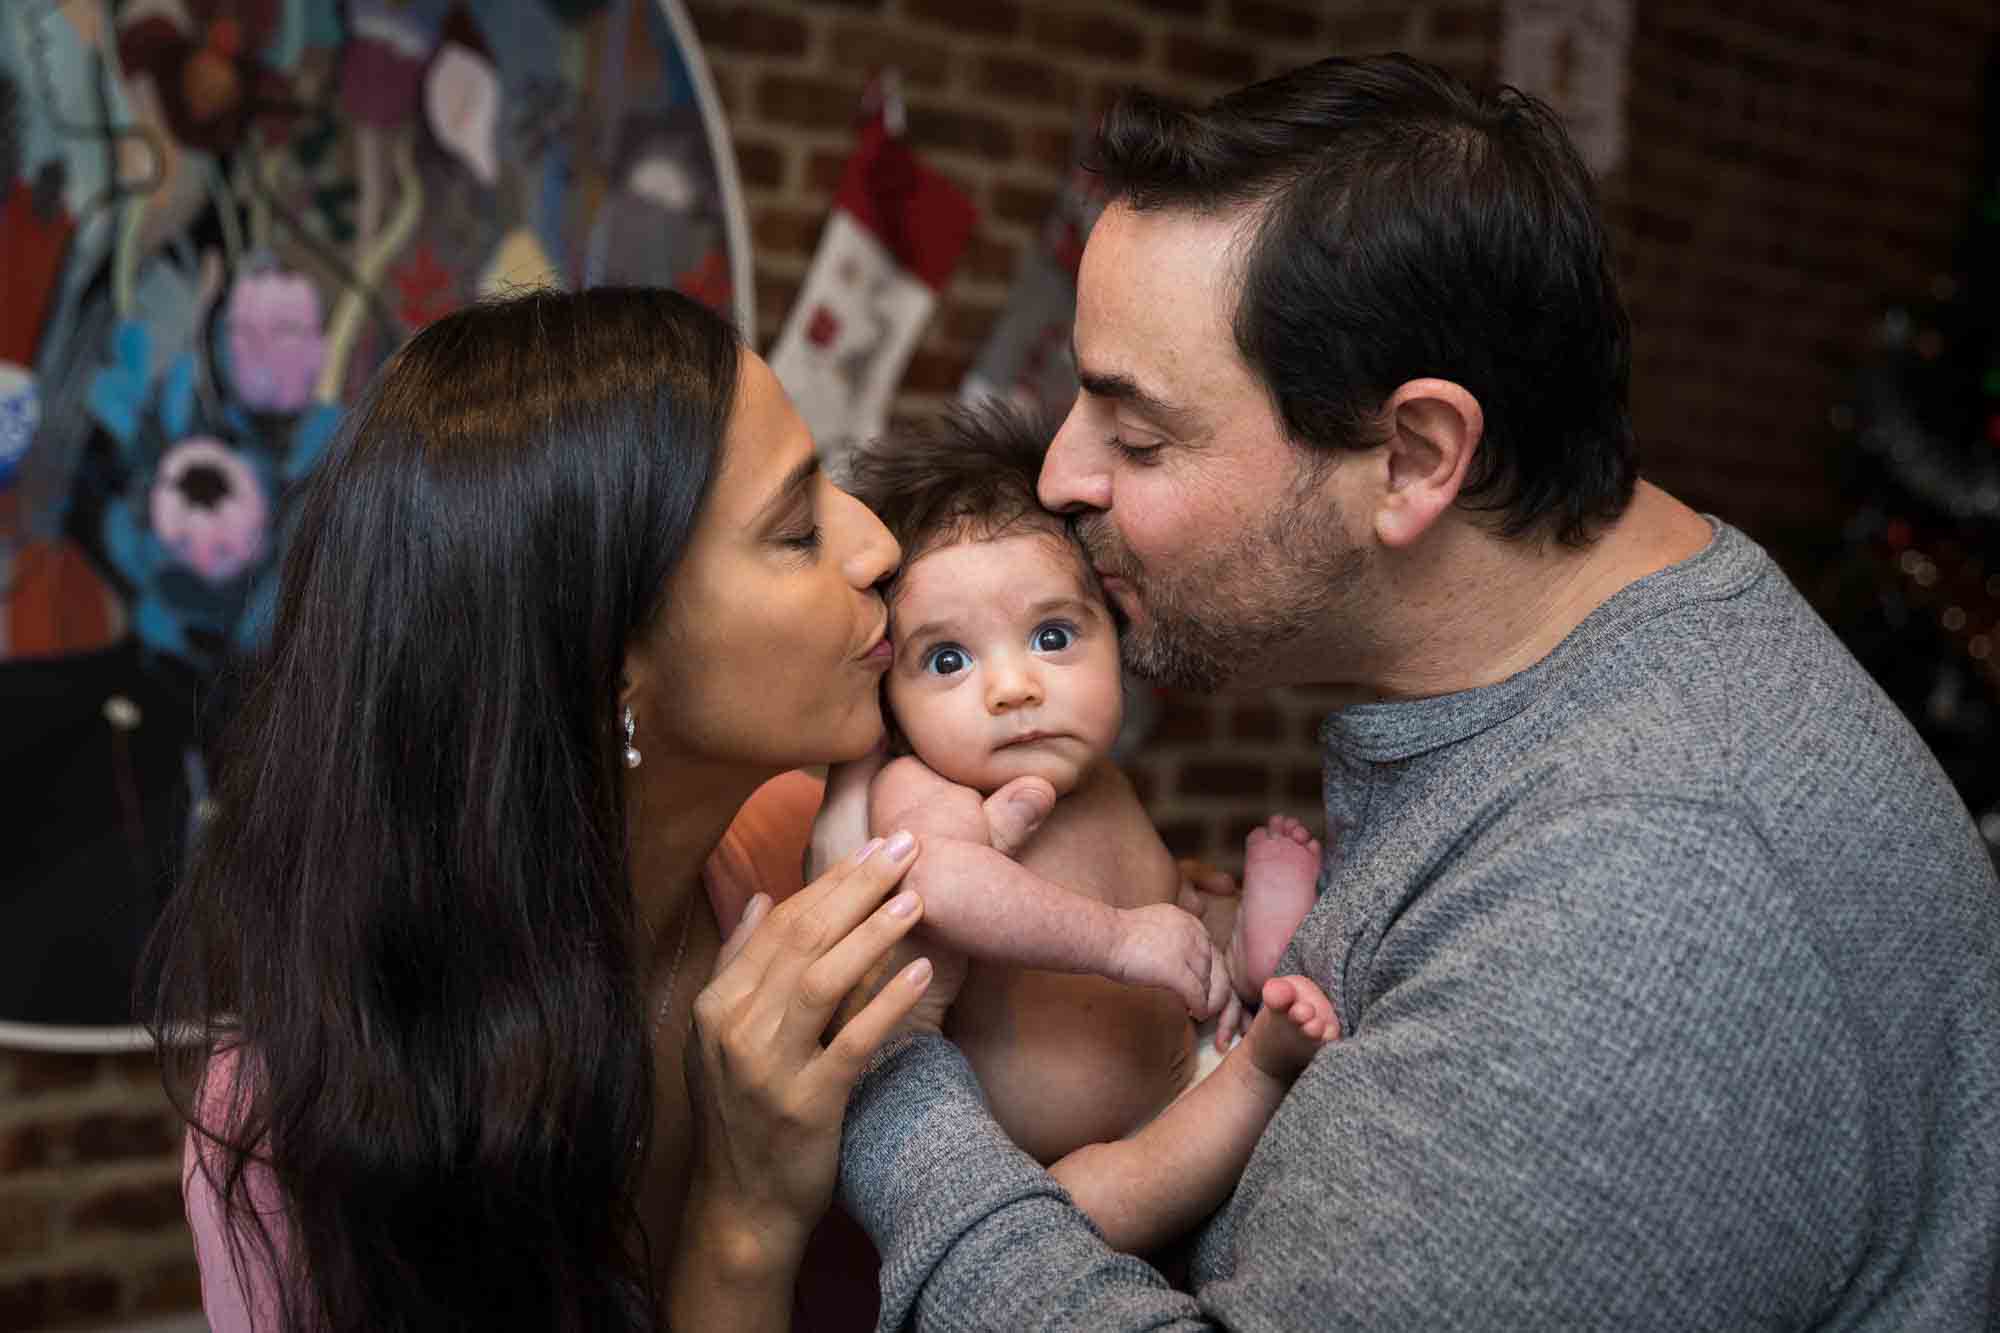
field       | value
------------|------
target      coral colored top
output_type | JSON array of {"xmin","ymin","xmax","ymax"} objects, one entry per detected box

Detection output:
[{"xmin": 183, "ymin": 771, "xmax": 878, "ymax": 1331}]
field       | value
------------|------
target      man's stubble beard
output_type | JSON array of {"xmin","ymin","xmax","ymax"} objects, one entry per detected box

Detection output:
[{"xmin": 1076, "ymin": 482, "xmax": 1364, "ymax": 694}]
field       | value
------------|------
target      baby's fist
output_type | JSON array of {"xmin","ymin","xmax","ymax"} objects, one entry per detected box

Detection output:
[{"xmin": 1112, "ymin": 903, "xmax": 1222, "ymax": 1018}]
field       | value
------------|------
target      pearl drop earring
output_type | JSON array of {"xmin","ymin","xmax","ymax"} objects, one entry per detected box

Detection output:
[{"xmin": 623, "ymin": 707, "xmax": 642, "ymax": 769}]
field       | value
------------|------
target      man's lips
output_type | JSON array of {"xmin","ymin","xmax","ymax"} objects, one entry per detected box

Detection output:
[
  {"xmin": 1095, "ymin": 570, "xmax": 1137, "ymax": 619},
  {"xmin": 860, "ymin": 620, "xmax": 892, "ymax": 662}
]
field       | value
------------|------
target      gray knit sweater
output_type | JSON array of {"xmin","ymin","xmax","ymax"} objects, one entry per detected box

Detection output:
[{"xmin": 839, "ymin": 521, "xmax": 2000, "ymax": 1330}]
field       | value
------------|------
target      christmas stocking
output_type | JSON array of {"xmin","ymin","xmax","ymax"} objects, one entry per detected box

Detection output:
[{"xmin": 769, "ymin": 91, "xmax": 977, "ymax": 467}]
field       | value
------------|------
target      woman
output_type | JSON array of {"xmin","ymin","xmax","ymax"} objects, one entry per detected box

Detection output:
[{"xmin": 145, "ymin": 287, "xmax": 935, "ymax": 1331}]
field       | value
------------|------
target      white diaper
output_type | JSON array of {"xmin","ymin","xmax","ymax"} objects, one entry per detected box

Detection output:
[{"xmin": 1191, "ymin": 1015, "xmax": 1233, "ymax": 1086}]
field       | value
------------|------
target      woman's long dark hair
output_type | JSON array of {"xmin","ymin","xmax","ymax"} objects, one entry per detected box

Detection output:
[{"xmin": 143, "ymin": 287, "xmax": 741, "ymax": 1332}]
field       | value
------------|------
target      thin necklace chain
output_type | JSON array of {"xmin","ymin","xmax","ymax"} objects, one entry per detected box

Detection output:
[
  {"xmin": 640, "ymin": 904, "xmax": 704, "ymax": 1152},
  {"xmin": 653, "ymin": 898, "xmax": 694, "ymax": 1029},
  {"xmin": 638, "ymin": 900, "xmax": 695, "ymax": 1154}
]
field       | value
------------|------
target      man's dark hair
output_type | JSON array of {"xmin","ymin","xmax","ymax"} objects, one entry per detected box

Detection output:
[
  {"xmin": 842, "ymin": 400, "xmax": 1089, "ymax": 582},
  {"xmin": 1092, "ymin": 52, "xmax": 1636, "ymax": 546}
]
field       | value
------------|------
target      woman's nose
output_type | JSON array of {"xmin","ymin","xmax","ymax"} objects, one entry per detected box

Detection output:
[{"xmin": 839, "ymin": 493, "xmax": 902, "ymax": 588}]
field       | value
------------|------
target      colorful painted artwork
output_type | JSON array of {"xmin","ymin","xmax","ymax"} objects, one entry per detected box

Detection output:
[{"xmin": 0, "ymin": 0, "xmax": 751, "ymax": 1041}]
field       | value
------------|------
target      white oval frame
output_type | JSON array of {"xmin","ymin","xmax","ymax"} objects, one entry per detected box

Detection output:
[
  {"xmin": 661, "ymin": 0, "xmax": 757, "ymax": 343},
  {"xmin": 0, "ymin": 0, "xmax": 754, "ymax": 1054}
]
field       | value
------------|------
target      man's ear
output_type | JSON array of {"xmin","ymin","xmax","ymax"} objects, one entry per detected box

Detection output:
[{"xmin": 1372, "ymin": 378, "xmax": 1482, "ymax": 549}]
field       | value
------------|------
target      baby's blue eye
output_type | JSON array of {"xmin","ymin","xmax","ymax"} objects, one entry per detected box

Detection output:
[
  {"xmin": 924, "ymin": 645, "xmax": 970, "ymax": 676},
  {"xmin": 1032, "ymin": 623, "xmax": 1075, "ymax": 653}
]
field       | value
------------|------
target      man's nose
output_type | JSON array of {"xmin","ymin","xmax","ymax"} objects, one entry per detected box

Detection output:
[{"xmin": 1038, "ymin": 402, "xmax": 1111, "ymax": 514}]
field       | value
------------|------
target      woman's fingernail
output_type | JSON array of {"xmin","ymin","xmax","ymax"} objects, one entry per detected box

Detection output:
[
  {"xmin": 886, "ymin": 890, "xmax": 920, "ymax": 918},
  {"xmin": 906, "ymin": 957, "xmax": 933, "ymax": 987},
  {"xmin": 884, "ymin": 830, "xmax": 916, "ymax": 861},
  {"xmin": 855, "ymin": 837, "xmax": 885, "ymax": 865}
]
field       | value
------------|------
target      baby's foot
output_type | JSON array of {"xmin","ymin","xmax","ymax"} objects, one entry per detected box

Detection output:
[
  {"xmin": 1243, "ymin": 975, "xmax": 1338, "ymax": 1083},
  {"xmin": 1232, "ymin": 816, "xmax": 1323, "ymax": 995}
]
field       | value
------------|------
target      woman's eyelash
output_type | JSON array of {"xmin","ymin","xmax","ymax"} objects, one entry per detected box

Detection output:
[{"xmin": 782, "ymin": 525, "xmax": 823, "ymax": 551}]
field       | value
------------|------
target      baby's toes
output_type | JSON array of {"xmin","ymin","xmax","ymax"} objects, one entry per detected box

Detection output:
[
  {"xmin": 1267, "ymin": 974, "xmax": 1339, "ymax": 1040},
  {"xmin": 1297, "ymin": 993, "xmax": 1338, "ymax": 1041}
]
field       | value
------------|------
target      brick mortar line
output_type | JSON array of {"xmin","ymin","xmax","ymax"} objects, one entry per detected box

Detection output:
[
  {"xmin": 1, "ymin": 1158, "xmax": 184, "ymax": 1200},
  {"xmin": 0, "ymin": 1232, "xmax": 198, "ymax": 1288},
  {"xmin": 0, "ymin": 1085, "xmax": 176, "ymax": 1126}
]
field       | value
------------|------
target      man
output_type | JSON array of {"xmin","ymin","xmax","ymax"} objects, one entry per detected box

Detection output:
[{"xmin": 839, "ymin": 54, "xmax": 2000, "ymax": 1329}]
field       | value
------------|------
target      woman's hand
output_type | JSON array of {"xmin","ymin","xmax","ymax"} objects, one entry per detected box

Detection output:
[{"xmin": 672, "ymin": 831, "xmax": 933, "ymax": 1327}]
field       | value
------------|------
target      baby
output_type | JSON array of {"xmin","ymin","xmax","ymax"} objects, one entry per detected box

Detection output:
[{"xmin": 828, "ymin": 403, "xmax": 1335, "ymax": 1254}]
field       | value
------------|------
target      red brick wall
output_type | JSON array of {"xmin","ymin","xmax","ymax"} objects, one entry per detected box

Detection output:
[
  {"xmin": 5, "ymin": 3, "xmax": 1993, "ymax": 1327},
  {"xmin": 1607, "ymin": 3, "xmax": 1999, "ymax": 561},
  {"xmin": 0, "ymin": 1049, "xmax": 200, "ymax": 1329}
]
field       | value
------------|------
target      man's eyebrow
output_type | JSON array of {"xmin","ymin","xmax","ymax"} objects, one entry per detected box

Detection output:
[
  {"xmin": 754, "ymin": 454, "xmax": 819, "ymax": 525},
  {"xmin": 1071, "ymin": 347, "xmax": 1201, "ymax": 436}
]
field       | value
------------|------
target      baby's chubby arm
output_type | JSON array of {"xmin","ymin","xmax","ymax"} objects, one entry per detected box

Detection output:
[
  {"xmin": 868, "ymin": 755, "xmax": 1018, "ymax": 848},
  {"xmin": 868, "ymin": 757, "xmax": 1225, "ymax": 1018},
  {"xmin": 809, "ymin": 748, "xmax": 1051, "ymax": 876}
]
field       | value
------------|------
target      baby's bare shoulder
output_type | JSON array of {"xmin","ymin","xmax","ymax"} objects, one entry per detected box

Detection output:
[{"xmin": 873, "ymin": 754, "xmax": 957, "ymax": 804}]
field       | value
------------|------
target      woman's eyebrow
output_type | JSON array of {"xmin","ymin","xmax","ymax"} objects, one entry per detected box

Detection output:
[{"xmin": 754, "ymin": 454, "xmax": 820, "ymax": 525}]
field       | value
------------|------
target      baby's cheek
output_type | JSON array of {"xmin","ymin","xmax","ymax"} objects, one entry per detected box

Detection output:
[
  {"xmin": 1085, "ymin": 675, "xmax": 1126, "ymax": 750},
  {"xmin": 882, "ymin": 676, "xmax": 947, "ymax": 761},
  {"xmin": 882, "ymin": 670, "xmax": 916, "ymax": 726}
]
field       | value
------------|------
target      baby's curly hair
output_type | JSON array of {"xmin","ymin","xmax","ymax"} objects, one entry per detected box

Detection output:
[
  {"xmin": 842, "ymin": 402, "xmax": 1112, "ymax": 758},
  {"xmin": 839, "ymin": 400, "xmax": 1095, "ymax": 590}
]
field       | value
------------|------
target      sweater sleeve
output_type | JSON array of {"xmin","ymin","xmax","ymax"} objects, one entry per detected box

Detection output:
[
  {"xmin": 841, "ymin": 1033, "xmax": 1208, "ymax": 1332},
  {"xmin": 840, "ymin": 797, "xmax": 1873, "ymax": 1330}
]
